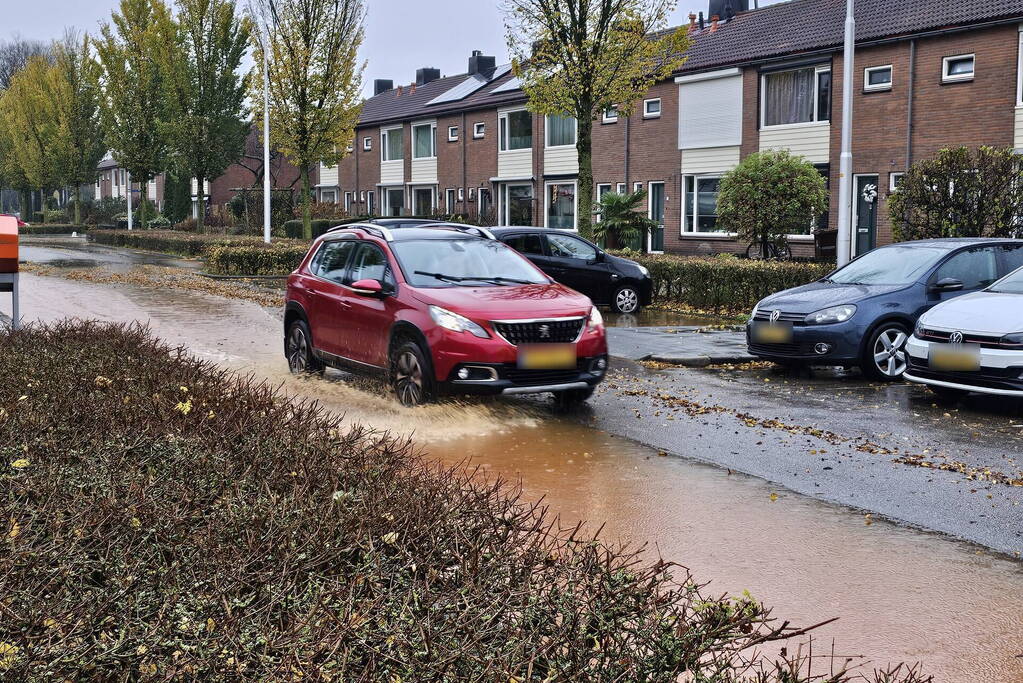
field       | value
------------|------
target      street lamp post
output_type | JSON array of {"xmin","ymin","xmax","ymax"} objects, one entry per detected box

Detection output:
[
  {"xmin": 263, "ymin": 24, "xmax": 272, "ymax": 245},
  {"xmin": 835, "ymin": 0, "xmax": 855, "ymax": 266},
  {"xmin": 126, "ymin": 171, "xmax": 133, "ymax": 231}
]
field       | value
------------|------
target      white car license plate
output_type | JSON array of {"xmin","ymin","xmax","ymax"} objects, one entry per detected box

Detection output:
[{"xmin": 929, "ymin": 344, "xmax": 981, "ymax": 372}]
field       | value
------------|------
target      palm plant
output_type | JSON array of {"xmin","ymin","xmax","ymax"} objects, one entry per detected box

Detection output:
[{"xmin": 593, "ymin": 189, "xmax": 658, "ymax": 252}]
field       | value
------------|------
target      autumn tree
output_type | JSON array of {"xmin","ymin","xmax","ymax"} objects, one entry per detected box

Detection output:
[
  {"xmin": 48, "ymin": 31, "xmax": 106, "ymax": 225},
  {"xmin": 159, "ymin": 0, "xmax": 250, "ymax": 232},
  {"xmin": 503, "ymin": 0, "xmax": 689, "ymax": 240},
  {"xmin": 96, "ymin": 0, "xmax": 176, "ymax": 228},
  {"xmin": 249, "ymin": 0, "xmax": 365, "ymax": 239},
  {"xmin": 0, "ymin": 35, "xmax": 49, "ymax": 90},
  {"xmin": 889, "ymin": 146, "xmax": 1023, "ymax": 241}
]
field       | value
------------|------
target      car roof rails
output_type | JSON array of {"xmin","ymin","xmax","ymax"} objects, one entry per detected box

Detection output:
[
  {"xmin": 428, "ymin": 223, "xmax": 496, "ymax": 240},
  {"xmin": 324, "ymin": 223, "xmax": 394, "ymax": 241}
]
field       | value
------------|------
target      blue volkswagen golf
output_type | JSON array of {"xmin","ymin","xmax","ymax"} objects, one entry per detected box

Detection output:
[{"xmin": 746, "ymin": 238, "xmax": 1023, "ymax": 380}]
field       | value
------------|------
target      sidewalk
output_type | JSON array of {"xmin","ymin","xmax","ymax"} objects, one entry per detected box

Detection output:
[{"xmin": 607, "ymin": 325, "xmax": 753, "ymax": 366}]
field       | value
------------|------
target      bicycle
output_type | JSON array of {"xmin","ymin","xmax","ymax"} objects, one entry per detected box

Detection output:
[{"xmin": 745, "ymin": 237, "xmax": 791, "ymax": 260}]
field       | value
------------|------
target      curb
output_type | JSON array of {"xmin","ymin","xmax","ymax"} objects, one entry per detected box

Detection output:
[
  {"xmin": 645, "ymin": 353, "xmax": 756, "ymax": 367},
  {"xmin": 197, "ymin": 272, "xmax": 288, "ymax": 280}
]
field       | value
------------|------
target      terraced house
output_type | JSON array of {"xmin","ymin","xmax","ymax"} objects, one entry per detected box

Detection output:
[{"xmin": 325, "ymin": 0, "xmax": 1023, "ymax": 260}]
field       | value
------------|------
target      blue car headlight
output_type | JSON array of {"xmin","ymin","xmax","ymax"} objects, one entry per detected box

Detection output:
[{"xmin": 804, "ymin": 304, "xmax": 857, "ymax": 325}]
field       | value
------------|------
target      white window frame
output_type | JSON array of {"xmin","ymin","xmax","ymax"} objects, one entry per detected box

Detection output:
[
  {"xmin": 447, "ymin": 125, "xmax": 458, "ymax": 142},
  {"xmin": 411, "ymin": 185, "xmax": 436, "ymax": 215},
  {"xmin": 544, "ymin": 180, "xmax": 578, "ymax": 230},
  {"xmin": 544, "ymin": 114, "xmax": 577, "ymax": 148},
  {"xmin": 445, "ymin": 188, "xmax": 456, "ymax": 213},
  {"xmin": 363, "ymin": 136, "xmax": 372, "ymax": 151},
  {"xmin": 643, "ymin": 98, "xmax": 661, "ymax": 119},
  {"xmin": 682, "ymin": 174, "xmax": 732, "ymax": 236},
  {"xmin": 864, "ymin": 65, "xmax": 893, "ymax": 92},
  {"xmin": 343, "ymin": 191, "xmax": 352, "ymax": 211},
  {"xmin": 382, "ymin": 186, "xmax": 404, "ymax": 216},
  {"xmin": 616, "ymin": 182, "xmax": 626, "ymax": 193},
  {"xmin": 498, "ymin": 107, "xmax": 532, "ymax": 151},
  {"xmin": 760, "ymin": 65, "xmax": 832, "ymax": 129},
  {"xmin": 411, "ymin": 120, "xmax": 437, "ymax": 160},
  {"xmin": 1018, "ymin": 30, "xmax": 1023, "ymax": 105},
  {"xmin": 381, "ymin": 125, "xmax": 403, "ymax": 162},
  {"xmin": 458, "ymin": 187, "xmax": 465, "ymax": 201},
  {"xmin": 942, "ymin": 54, "xmax": 975, "ymax": 83},
  {"xmin": 366, "ymin": 190, "xmax": 375, "ymax": 215},
  {"xmin": 889, "ymin": 172, "xmax": 905, "ymax": 192},
  {"xmin": 498, "ymin": 182, "xmax": 534, "ymax": 225},
  {"xmin": 634, "ymin": 181, "xmax": 643, "ymax": 193},
  {"xmin": 602, "ymin": 106, "xmax": 618, "ymax": 124},
  {"xmin": 595, "ymin": 183, "xmax": 612, "ymax": 223},
  {"xmin": 473, "ymin": 122, "xmax": 486, "ymax": 138}
]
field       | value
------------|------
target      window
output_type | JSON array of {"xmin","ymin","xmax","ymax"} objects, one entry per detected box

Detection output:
[
  {"xmin": 412, "ymin": 187, "xmax": 435, "ymax": 215},
  {"xmin": 942, "ymin": 54, "xmax": 975, "ymax": 83},
  {"xmin": 478, "ymin": 188, "xmax": 491, "ymax": 220},
  {"xmin": 499, "ymin": 110, "xmax": 532, "ymax": 151},
  {"xmin": 500, "ymin": 183, "xmax": 533, "ymax": 225},
  {"xmin": 381, "ymin": 127, "xmax": 403, "ymax": 161},
  {"xmin": 502, "ymin": 233, "xmax": 544, "ymax": 255},
  {"xmin": 864, "ymin": 65, "xmax": 893, "ymax": 92},
  {"xmin": 412, "ymin": 122, "xmax": 436, "ymax": 159},
  {"xmin": 457, "ymin": 187, "xmax": 465, "ymax": 201},
  {"xmin": 683, "ymin": 175, "xmax": 722, "ymax": 232},
  {"xmin": 448, "ymin": 125, "xmax": 458, "ymax": 142},
  {"xmin": 602, "ymin": 106, "xmax": 618, "ymax": 124},
  {"xmin": 889, "ymin": 172, "xmax": 905, "ymax": 192},
  {"xmin": 596, "ymin": 183, "xmax": 612, "ymax": 198},
  {"xmin": 545, "ymin": 114, "xmax": 576, "ymax": 147},
  {"xmin": 934, "ymin": 246, "xmax": 998, "ymax": 290},
  {"xmin": 1000, "ymin": 244, "xmax": 1023, "ymax": 275},
  {"xmin": 366, "ymin": 191, "xmax": 375, "ymax": 215},
  {"xmin": 762, "ymin": 66, "xmax": 831, "ymax": 127},
  {"xmin": 643, "ymin": 98, "xmax": 661, "ymax": 118},
  {"xmin": 548, "ymin": 233, "xmax": 597, "ymax": 260},
  {"xmin": 384, "ymin": 188, "xmax": 404, "ymax": 216},
  {"xmin": 616, "ymin": 183, "xmax": 626, "ymax": 193},
  {"xmin": 445, "ymin": 188, "xmax": 456, "ymax": 213},
  {"xmin": 546, "ymin": 181, "xmax": 576, "ymax": 229},
  {"xmin": 343, "ymin": 192, "xmax": 352, "ymax": 212},
  {"xmin": 312, "ymin": 240, "xmax": 357, "ymax": 283},
  {"xmin": 363, "ymin": 136, "xmax": 372, "ymax": 151},
  {"xmin": 473, "ymin": 122, "xmax": 485, "ymax": 138},
  {"xmin": 348, "ymin": 243, "xmax": 390, "ymax": 285}
]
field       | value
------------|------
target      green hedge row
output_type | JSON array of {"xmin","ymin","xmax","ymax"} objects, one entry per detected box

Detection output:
[
  {"xmin": 204, "ymin": 243, "xmax": 310, "ymax": 276},
  {"xmin": 616, "ymin": 252, "xmax": 835, "ymax": 314},
  {"xmin": 282, "ymin": 217, "xmax": 369, "ymax": 239},
  {"xmin": 17, "ymin": 224, "xmax": 88, "ymax": 236},
  {"xmin": 89, "ymin": 229, "xmax": 290, "ymax": 258}
]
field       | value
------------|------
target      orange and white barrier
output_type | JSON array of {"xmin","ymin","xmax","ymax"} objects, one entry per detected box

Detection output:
[{"xmin": 0, "ymin": 215, "xmax": 20, "ymax": 329}]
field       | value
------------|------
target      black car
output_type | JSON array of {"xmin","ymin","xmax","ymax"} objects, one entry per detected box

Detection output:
[
  {"xmin": 367, "ymin": 217, "xmax": 446, "ymax": 229},
  {"xmin": 747, "ymin": 238, "xmax": 1023, "ymax": 380},
  {"xmin": 490, "ymin": 227, "xmax": 653, "ymax": 313}
]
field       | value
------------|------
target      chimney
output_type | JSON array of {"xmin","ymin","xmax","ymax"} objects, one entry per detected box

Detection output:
[
  {"xmin": 468, "ymin": 49, "xmax": 496, "ymax": 77},
  {"xmin": 416, "ymin": 67, "xmax": 440, "ymax": 86},
  {"xmin": 711, "ymin": 14, "xmax": 719, "ymax": 32},
  {"xmin": 708, "ymin": 0, "xmax": 750, "ymax": 21},
  {"xmin": 688, "ymin": 12, "xmax": 697, "ymax": 31},
  {"xmin": 698, "ymin": 11, "xmax": 705, "ymax": 29},
  {"xmin": 373, "ymin": 79, "xmax": 393, "ymax": 96}
]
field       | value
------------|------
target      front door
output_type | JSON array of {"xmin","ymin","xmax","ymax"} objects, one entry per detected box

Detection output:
[
  {"xmin": 648, "ymin": 182, "xmax": 665, "ymax": 252},
  {"xmin": 853, "ymin": 175, "xmax": 879, "ymax": 256}
]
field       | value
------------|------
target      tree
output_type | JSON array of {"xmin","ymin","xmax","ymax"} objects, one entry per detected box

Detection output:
[
  {"xmin": 717, "ymin": 150, "xmax": 828, "ymax": 257},
  {"xmin": 159, "ymin": 0, "xmax": 250, "ymax": 232},
  {"xmin": 163, "ymin": 170, "xmax": 192, "ymax": 223},
  {"xmin": 48, "ymin": 31, "xmax": 106, "ymax": 225},
  {"xmin": 503, "ymin": 0, "xmax": 689, "ymax": 241},
  {"xmin": 593, "ymin": 189, "xmax": 658, "ymax": 252},
  {"xmin": 0, "ymin": 35, "xmax": 49, "ymax": 90},
  {"xmin": 249, "ymin": 0, "xmax": 366, "ymax": 240},
  {"xmin": 889, "ymin": 146, "xmax": 1023, "ymax": 241},
  {"xmin": 96, "ymin": 0, "xmax": 176, "ymax": 229}
]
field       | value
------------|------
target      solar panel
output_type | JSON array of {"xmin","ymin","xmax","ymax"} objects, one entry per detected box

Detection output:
[
  {"xmin": 490, "ymin": 76, "xmax": 521, "ymax": 94},
  {"xmin": 426, "ymin": 64, "xmax": 514, "ymax": 105}
]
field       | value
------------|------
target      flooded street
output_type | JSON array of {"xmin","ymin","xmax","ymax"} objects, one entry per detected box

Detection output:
[{"xmin": 10, "ymin": 255, "xmax": 1023, "ymax": 681}]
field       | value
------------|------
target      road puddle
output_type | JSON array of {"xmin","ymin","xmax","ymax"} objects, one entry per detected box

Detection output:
[
  {"xmin": 605, "ymin": 308, "xmax": 737, "ymax": 328},
  {"xmin": 16, "ymin": 268, "xmax": 1023, "ymax": 681}
]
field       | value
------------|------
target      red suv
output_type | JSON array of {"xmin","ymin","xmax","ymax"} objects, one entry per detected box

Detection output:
[{"xmin": 284, "ymin": 224, "xmax": 609, "ymax": 406}]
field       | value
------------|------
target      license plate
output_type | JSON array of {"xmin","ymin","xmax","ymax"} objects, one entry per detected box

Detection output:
[
  {"xmin": 929, "ymin": 344, "xmax": 981, "ymax": 372},
  {"xmin": 518, "ymin": 343, "xmax": 576, "ymax": 369},
  {"xmin": 751, "ymin": 322, "xmax": 794, "ymax": 344}
]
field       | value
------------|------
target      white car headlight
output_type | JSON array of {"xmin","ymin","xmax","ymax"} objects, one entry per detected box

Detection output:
[
  {"xmin": 804, "ymin": 304, "xmax": 857, "ymax": 325},
  {"xmin": 429, "ymin": 305, "xmax": 490, "ymax": 338},
  {"xmin": 588, "ymin": 306, "xmax": 604, "ymax": 331},
  {"xmin": 750, "ymin": 302, "xmax": 761, "ymax": 321}
]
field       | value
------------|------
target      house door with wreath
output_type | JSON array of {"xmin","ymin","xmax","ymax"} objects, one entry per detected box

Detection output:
[{"xmin": 853, "ymin": 174, "xmax": 879, "ymax": 256}]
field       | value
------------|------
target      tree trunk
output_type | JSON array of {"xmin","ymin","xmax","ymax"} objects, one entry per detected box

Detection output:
[
  {"xmin": 300, "ymin": 165, "xmax": 312, "ymax": 240},
  {"xmin": 196, "ymin": 175, "xmax": 205, "ymax": 233},
  {"xmin": 576, "ymin": 114, "xmax": 594, "ymax": 241},
  {"xmin": 74, "ymin": 185, "xmax": 82, "ymax": 225}
]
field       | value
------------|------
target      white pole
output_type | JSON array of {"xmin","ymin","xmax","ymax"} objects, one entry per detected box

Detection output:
[
  {"xmin": 835, "ymin": 0, "xmax": 854, "ymax": 266},
  {"xmin": 263, "ymin": 23, "xmax": 272, "ymax": 244},
  {"xmin": 126, "ymin": 171, "xmax": 133, "ymax": 231}
]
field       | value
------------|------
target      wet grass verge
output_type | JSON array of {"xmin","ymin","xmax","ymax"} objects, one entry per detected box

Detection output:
[{"xmin": 0, "ymin": 321, "xmax": 928, "ymax": 681}]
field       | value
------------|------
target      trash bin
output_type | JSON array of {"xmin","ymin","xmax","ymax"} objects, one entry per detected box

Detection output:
[{"xmin": 814, "ymin": 229, "xmax": 837, "ymax": 262}]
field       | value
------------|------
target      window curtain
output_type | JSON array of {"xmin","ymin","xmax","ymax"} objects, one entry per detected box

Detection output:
[
  {"xmin": 413, "ymin": 125, "xmax": 433, "ymax": 158},
  {"xmin": 386, "ymin": 130, "xmax": 403, "ymax": 161},
  {"xmin": 547, "ymin": 115, "xmax": 576, "ymax": 146},
  {"xmin": 507, "ymin": 111, "xmax": 532, "ymax": 149},
  {"xmin": 764, "ymin": 69, "xmax": 814, "ymax": 126}
]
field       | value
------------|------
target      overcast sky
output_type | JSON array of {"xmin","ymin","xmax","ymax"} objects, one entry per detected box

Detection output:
[{"xmin": 4, "ymin": 0, "xmax": 782, "ymax": 96}]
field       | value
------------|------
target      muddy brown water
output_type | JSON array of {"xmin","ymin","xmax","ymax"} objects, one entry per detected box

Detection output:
[{"xmin": 12, "ymin": 271, "xmax": 1023, "ymax": 681}]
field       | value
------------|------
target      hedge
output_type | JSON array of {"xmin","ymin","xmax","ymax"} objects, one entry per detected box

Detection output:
[
  {"xmin": 16, "ymin": 224, "xmax": 88, "ymax": 236},
  {"xmin": 89, "ymin": 229, "xmax": 295, "ymax": 258},
  {"xmin": 283, "ymin": 217, "xmax": 367, "ymax": 239},
  {"xmin": 614, "ymin": 252, "xmax": 835, "ymax": 314},
  {"xmin": 204, "ymin": 242, "xmax": 310, "ymax": 276},
  {"xmin": 0, "ymin": 321, "xmax": 937, "ymax": 681}
]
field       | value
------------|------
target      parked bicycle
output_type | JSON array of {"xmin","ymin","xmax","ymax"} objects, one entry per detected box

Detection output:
[{"xmin": 746, "ymin": 237, "xmax": 791, "ymax": 260}]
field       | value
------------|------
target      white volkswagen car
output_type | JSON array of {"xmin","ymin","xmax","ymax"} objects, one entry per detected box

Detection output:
[{"xmin": 904, "ymin": 266, "xmax": 1023, "ymax": 399}]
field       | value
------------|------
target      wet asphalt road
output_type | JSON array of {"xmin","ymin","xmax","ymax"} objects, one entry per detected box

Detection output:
[{"xmin": 584, "ymin": 360, "xmax": 1023, "ymax": 556}]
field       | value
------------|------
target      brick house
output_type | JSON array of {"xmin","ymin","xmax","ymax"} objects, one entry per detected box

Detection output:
[
  {"xmin": 95, "ymin": 154, "xmax": 164, "ymax": 210},
  {"xmin": 326, "ymin": 0, "xmax": 1023, "ymax": 262}
]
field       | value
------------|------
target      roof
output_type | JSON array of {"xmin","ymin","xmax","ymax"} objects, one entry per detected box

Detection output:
[
  {"xmin": 355, "ymin": 0, "xmax": 1023, "ymax": 129},
  {"xmin": 97, "ymin": 158, "xmax": 121, "ymax": 170},
  {"xmin": 679, "ymin": 0, "xmax": 1023, "ymax": 73}
]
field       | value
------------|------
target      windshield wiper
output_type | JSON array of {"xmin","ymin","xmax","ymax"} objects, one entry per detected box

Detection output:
[
  {"xmin": 457, "ymin": 276, "xmax": 533, "ymax": 285},
  {"xmin": 414, "ymin": 270, "xmax": 464, "ymax": 282}
]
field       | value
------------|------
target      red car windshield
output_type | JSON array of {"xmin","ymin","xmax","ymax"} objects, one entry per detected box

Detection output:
[{"xmin": 391, "ymin": 238, "xmax": 549, "ymax": 288}]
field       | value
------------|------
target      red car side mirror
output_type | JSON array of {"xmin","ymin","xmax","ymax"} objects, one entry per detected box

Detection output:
[{"xmin": 351, "ymin": 278, "xmax": 383, "ymax": 296}]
